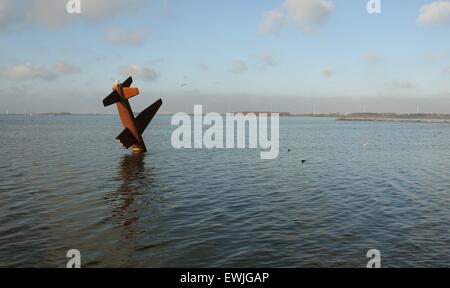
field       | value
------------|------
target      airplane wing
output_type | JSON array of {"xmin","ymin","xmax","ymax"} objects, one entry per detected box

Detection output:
[
  {"xmin": 135, "ymin": 99, "xmax": 163, "ymax": 134},
  {"xmin": 103, "ymin": 91, "xmax": 121, "ymax": 107},
  {"xmin": 116, "ymin": 128, "xmax": 138, "ymax": 148},
  {"xmin": 122, "ymin": 76, "xmax": 133, "ymax": 88},
  {"xmin": 103, "ymin": 77, "xmax": 133, "ymax": 106}
]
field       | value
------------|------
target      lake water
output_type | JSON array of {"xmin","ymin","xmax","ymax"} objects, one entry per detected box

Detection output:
[{"xmin": 0, "ymin": 115, "xmax": 449, "ymax": 267}]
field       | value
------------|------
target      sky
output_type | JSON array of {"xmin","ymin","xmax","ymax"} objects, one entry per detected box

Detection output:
[{"xmin": 0, "ymin": 0, "xmax": 450, "ymax": 114}]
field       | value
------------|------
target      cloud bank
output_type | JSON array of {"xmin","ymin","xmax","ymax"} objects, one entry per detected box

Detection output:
[
  {"xmin": 0, "ymin": 0, "xmax": 147, "ymax": 28},
  {"xmin": 0, "ymin": 61, "xmax": 79, "ymax": 81}
]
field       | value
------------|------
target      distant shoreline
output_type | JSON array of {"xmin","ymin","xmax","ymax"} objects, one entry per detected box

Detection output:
[
  {"xmin": 337, "ymin": 117, "xmax": 450, "ymax": 124},
  {"xmin": 3, "ymin": 112, "xmax": 450, "ymax": 124},
  {"xmin": 336, "ymin": 113, "xmax": 450, "ymax": 123}
]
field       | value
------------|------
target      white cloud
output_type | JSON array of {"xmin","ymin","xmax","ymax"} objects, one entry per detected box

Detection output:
[
  {"xmin": 363, "ymin": 51, "xmax": 383, "ymax": 63},
  {"xmin": 320, "ymin": 68, "xmax": 334, "ymax": 77},
  {"xmin": 25, "ymin": 0, "xmax": 69, "ymax": 27},
  {"xmin": 388, "ymin": 80, "xmax": 414, "ymax": 89},
  {"xmin": 120, "ymin": 64, "xmax": 160, "ymax": 82},
  {"xmin": 418, "ymin": 1, "xmax": 450, "ymax": 26},
  {"xmin": 253, "ymin": 54, "xmax": 276, "ymax": 71},
  {"xmin": 52, "ymin": 61, "xmax": 80, "ymax": 75},
  {"xmin": 105, "ymin": 29, "xmax": 148, "ymax": 46},
  {"xmin": 444, "ymin": 65, "xmax": 450, "ymax": 74},
  {"xmin": 0, "ymin": 61, "xmax": 79, "ymax": 81},
  {"xmin": 283, "ymin": 0, "xmax": 333, "ymax": 32},
  {"xmin": 0, "ymin": 63, "xmax": 47, "ymax": 80},
  {"xmin": 231, "ymin": 60, "xmax": 247, "ymax": 74},
  {"xmin": 257, "ymin": 9, "xmax": 286, "ymax": 34},
  {"xmin": 422, "ymin": 51, "xmax": 447, "ymax": 63},
  {"xmin": 258, "ymin": 0, "xmax": 333, "ymax": 34},
  {"xmin": 80, "ymin": 0, "xmax": 145, "ymax": 20},
  {"xmin": 259, "ymin": 54, "xmax": 276, "ymax": 66}
]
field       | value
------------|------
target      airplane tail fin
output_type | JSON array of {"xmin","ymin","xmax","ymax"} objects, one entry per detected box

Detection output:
[
  {"xmin": 122, "ymin": 87, "xmax": 140, "ymax": 100},
  {"xmin": 116, "ymin": 128, "xmax": 138, "ymax": 149},
  {"xmin": 135, "ymin": 99, "xmax": 163, "ymax": 134}
]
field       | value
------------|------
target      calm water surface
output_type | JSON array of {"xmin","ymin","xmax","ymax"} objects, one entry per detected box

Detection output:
[{"xmin": 0, "ymin": 115, "xmax": 449, "ymax": 267}]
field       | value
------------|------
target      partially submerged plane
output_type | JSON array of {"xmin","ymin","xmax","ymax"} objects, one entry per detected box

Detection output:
[{"xmin": 103, "ymin": 76, "xmax": 162, "ymax": 152}]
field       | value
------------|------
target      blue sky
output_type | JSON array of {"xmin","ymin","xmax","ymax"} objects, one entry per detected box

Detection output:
[{"xmin": 0, "ymin": 0, "xmax": 450, "ymax": 113}]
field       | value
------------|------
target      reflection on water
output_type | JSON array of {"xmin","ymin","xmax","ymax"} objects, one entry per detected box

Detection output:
[
  {"xmin": 111, "ymin": 152, "xmax": 162, "ymax": 242},
  {"xmin": 116, "ymin": 152, "xmax": 147, "ymax": 227}
]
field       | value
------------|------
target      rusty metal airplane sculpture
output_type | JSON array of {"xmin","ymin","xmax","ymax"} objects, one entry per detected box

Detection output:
[{"xmin": 103, "ymin": 76, "xmax": 162, "ymax": 152}]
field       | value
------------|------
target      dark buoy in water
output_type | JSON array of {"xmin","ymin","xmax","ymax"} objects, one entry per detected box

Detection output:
[
  {"xmin": 288, "ymin": 149, "xmax": 291, "ymax": 152},
  {"xmin": 301, "ymin": 160, "xmax": 306, "ymax": 164}
]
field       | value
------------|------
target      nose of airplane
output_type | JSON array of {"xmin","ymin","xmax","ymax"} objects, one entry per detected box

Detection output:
[{"xmin": 112, "ymin": 82, "xmax": 120, "ymax": 90}]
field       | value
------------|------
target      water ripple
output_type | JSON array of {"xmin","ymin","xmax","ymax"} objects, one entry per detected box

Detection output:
[{"xmin": 0, "ymin": 116, "xmax": 450, "ymax": 267}]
